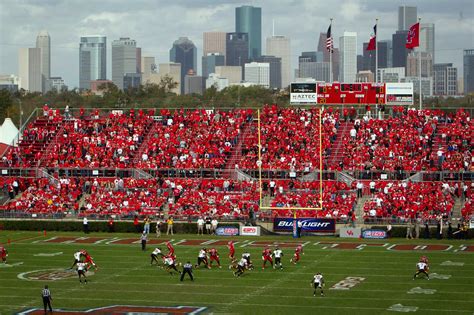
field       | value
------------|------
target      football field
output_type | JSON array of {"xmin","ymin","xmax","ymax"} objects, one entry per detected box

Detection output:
[{"xmin": 0, "ymin": 231, "xmax": 473, "ymax": 315}]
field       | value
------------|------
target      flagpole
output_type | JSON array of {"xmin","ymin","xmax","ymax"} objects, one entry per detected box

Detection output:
[
  {"xmin": 418, "ymin": 17, "xmax": 422, "ymax": 110},
  {"xmin": 329, "ymin": 18, "xmax": 333, "ymax": 83},
  {"xmin": 375, "ymin": 18, "xmax": 378, "ymax": 83}
]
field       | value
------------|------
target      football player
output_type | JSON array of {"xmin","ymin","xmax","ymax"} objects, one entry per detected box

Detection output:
[
  {"xmin": 208, "ymin": 248, "xmax": 222, "ymax": 268},
  {"xmin": 76, "ymin": 261, "xmax": 88, "ymax": 284},
  {"xmin": 83, "ymin": 253, "xmax": 98, "ymax": 271},
  {"xmin": 242, "ymin": 252, "xmax": 253, "ymax": 270},
  {"xmin": 234, "ymin": 257, "xmax": 248, "ymax": 277},
  {"xmin": 273, "ymin": 247, "xmax": 283, "ymax": 270},
  {"xmin": 164, "ymin": 255, "xmax": 181, "ymax": 275},
  {"xmin": 311, "ymin": 272, "xmax": 325, "ymax": 296},
  {"xmin": 151, "ymin": 247, "xmax": 163, "ymax": 266},
  {"xmin": 0, "ymin": 246, "xmax": 8, "ymax": 264},
  {"xmin": 290, "ymin": 244, "xmax": 304, "ymax": 264},
  {"xmin": 420, "ymin": 255, "xmax": 429, "ymax": 264},
  {"xmin": 195, "ymin": 248, "xmax": 209, "ymax": 269},
  {"xmin": 166, "ymin": 241, "xmax": 175, "ymax": 256},
  {"xmin": 413, "ymin": 259, "xmax": 430, "ymax": 280},
  {"xmin": 70, "ymin": 250, "xmax": 87, "ymax": 269},
  {"xmin": 227, "ymin": 241, "xmax": 235, "ymax": 262},
  {"xmin": 261, "ymin": 247, "xmax": 273, "ymax": 270}
]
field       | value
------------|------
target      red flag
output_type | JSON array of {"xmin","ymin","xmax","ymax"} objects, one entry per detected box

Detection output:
[
  {"xmin": 406, "ymin": 22, "xmax": 420, "ymax": 49},
  {"xmin": 366, "ymin": 24, "xmax": 377, "ymax": 51}
]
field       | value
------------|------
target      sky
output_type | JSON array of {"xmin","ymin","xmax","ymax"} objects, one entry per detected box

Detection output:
[{"xmin": 0, "ymin": 0, "xmax": 473, "ymax": 89}]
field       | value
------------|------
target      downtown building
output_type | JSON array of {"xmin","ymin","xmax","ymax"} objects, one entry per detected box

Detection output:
[
  {"xmin": 266, "ymin": 35, "xmax": 291, "ymax": 88},
  {"xmin": 433, "ymin": 63, "xmax": 458, "ymax": 96},
  {"xmin": 235, "ymin": 5, "xmax": 262, "ymax": 60},
  {"xmin": 112, "ymin": 37, "xmax": 140, "ymax": 90},
  {"xmin": 79, "ymin": 35, "xmax": 107, "ymax": 90},
  {"xmin": 170, "ymin": 37, "xmax": 197, "ymax": 94},
  {"xmin": 339, "ymin": 32, "xmax": 357, "ymax": 83}
]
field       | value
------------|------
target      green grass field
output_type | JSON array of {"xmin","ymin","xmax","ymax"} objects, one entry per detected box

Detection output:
[{"xmin": 0, "ymin": 231, "xmax": 473, "ymax": 315}]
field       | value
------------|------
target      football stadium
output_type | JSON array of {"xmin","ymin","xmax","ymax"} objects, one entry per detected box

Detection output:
[{"xmin": 0, "ymin": 1, "xmax": 473, "ymax": 314}]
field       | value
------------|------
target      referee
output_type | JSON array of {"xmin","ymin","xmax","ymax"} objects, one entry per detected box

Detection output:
[
  {"xmin": 42, "ymin": 285, "xmax": 53, "ymax": 313},
  {"xmin": 180, "ymin": 261, "xmax": 194, "ymax": 281}
]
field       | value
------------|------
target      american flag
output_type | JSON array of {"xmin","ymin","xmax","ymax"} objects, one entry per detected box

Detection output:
[{"xmin": 326, "ymin": 24, "xmax": 333, "ymax": 52}]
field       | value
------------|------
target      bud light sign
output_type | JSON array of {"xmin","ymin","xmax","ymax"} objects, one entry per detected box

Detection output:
[
  {"xmin": 362, "ymin": 229, "xmax": 387, "ymax": 239},
  {"xmin": 216, "ymin": 226, "xmax": 239, "ymax": 236},
  {"xmin": 274, "ymin": 218, "xmax": 336, "ymax": 233}
]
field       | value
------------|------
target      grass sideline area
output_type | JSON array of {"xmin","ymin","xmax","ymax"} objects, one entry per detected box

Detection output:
[{"xmin": 0, "ymin": 231, "xmax": 473, "ymax": 314}]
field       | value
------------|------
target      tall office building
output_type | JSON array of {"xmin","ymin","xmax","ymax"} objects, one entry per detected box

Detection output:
[
  {"xmin": 215, "ymin": 66, "xmax": 242, "ymax": 84},
  {"xmin": 18, "ymin": 48, "xmax": 42, "ymax": 92},
  {"xmin": 377, "ymin": 67, "xmax": 406, "ymax": 83},
  {"xmin": 419, "ymin": 23, "xmax": 435, "ymax": 63},
  {"xmin": 202, "ymin": 53, "xmax": 225, "ymax": 79},
  {"xmin": 169, "ymin": 37, "xmax": 197, "ymax": 94},
  {"xmin": 433, "ymin": 63, "xmax": 458, "ymax": 96},
  {"xmin": 203, "ymin": 32, "xmax": 227, "ymax": 58},
  {"xmin": 339, "ymin": 32, "xmax": 357, "ymax": 83},
  {"xmin": 158, "ymin": 63, "xmax": 182, "ymax": 94},
  {"xmin": 244, "ymin": 62, "xmax": 269, "ymax": 88},
  {"xmin": 464, "ymin": 49, "xmax": 474, "ymax": 94},
  {"xmin": 235, "ymin": 5, "xmax": 262, "ymax": 60},
  {"xmin": 255, "ymin": 55, "xmax": 281, "ymax": 89},
  {"xmin": 407, "ymin": 52, "xmax": 433, "ymax": 77},
  {"xmin": 112, "ymin": 37, "xmax": 138, "ymax": 90},
  {"xmin": 141, "ymin": 56, "xmax": 156, "ymax": 75},
  {"xmin": 136, "ymin": 47, "xmax": 142, "ymax": 74},
  {"xmin": 297, "ymin": 52, "xmax": 329, "ymax": 82},
  {"xmin": 380, "ymin": 39, "xmax": 393, "ymax": 68},
  {"xmin": 398, "ymin": 6, "xmax": 417, "ymax": 31},
  {"xmin": 362, "ymin": 41, "xmax": 388, "ymax": 75},
  {"xmin": 266, "ymin": 35, "xmax": 291, "ymax": 88},
  {"xmin": 79, "ymin": 35, "xmax": 107, "ymax": 90},
  {"xmin": 392, "ymin": 31, "xmax": 409, "ymax": 68},
  {"xmin": 36, "ymin": 30, "xmax": 50, "ymax": 92},
  {"xmin": 226, "ymin": 32, "xmax": 249, "ymax": 78}
]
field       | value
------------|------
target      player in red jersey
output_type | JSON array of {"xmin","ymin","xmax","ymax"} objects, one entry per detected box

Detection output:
[
  {"xmin": 227, "ymin": 241, "xmax": 235, "ymax": 262},
  {"xmin": 261, "ymin": 247, "xmax": 273, "ymax": 270},
  {"xmin": 208, "ymin": 248, "xmax": 222, "ymax": 268},
  {"xmin": 0, "ymin": 246, "xmax": 8, "ymax": 264},
  {"xmin": 166, "ymin": 241, "xmax": 175, "ymax": 256},
  {"xmin": 84, "ymin": 253, "xmax": 98, "ymax": 271},
  {"xmin": 420, "ymin": 256, "xmax": 429, "ymax": 264},
  {"xmin": 290, "ymin": 244, "xmax": 304, "ymax": 264}
]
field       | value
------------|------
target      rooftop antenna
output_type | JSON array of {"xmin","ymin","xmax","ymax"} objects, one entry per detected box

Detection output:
[{"xmin": 272, "ymin": 19, "xmax": 275, "ymax": 36}]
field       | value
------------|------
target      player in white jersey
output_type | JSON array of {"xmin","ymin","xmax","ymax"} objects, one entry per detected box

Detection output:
[
  {"xmin": 413, "ymin": 260, "xmax": 430, "ymax": 280},
  {"xmin": 242, "ymin": 252, "xmax": 253, "ymax": 270},
  {"xmin": 234, "ymin": 258, "xmax": 248, "ymax": 277},
  {"xmin": 311, "ymin": 272, "xmax": 324, "ymax": 296},
  {"xmin": 76, "ymin": 262, "xmax": 88, "ymax": 283},
  {"xmin": 70, "ymin": 250, "xmax": 86, "ymax": 269},
  {"xmin": 164, "ymin": 256, "xmax": 181, "ymax": 275},
  {"xmin": 150, "ymin": 247, "xmax": 163, "ymax": 266},
  {"xmin": 195, "ymin": 248, "xmax": 209, "ymax": 269},
  {"xmin": 273, "ymin": 247, "xmax": 284, "ymax": 270}
]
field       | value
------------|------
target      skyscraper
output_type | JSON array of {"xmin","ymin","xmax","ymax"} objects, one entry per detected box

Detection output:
[
  {"xmin": 36, "ymin": 30, "xmax": 50, "ymax": 92},
  {"xmin": 362, "ymin": 41, "xmax": 388, "ymax": 74},
  {"xmin": 392, "ymin": 31, "xmax": 409, "ymax": 68},
  {"xmin": 317, "ymin": 32, "xmax": 340, "ymax": 81},
  {"xmin": 398, "ymin": 6, "xmax": 417, "ymax": 31},
  {"xmin": 203, "ymin": 32, "xmax": 227, "ymax": 58},
  {"xmin": 202, "ymin": 53, "xmax": 225, "ymax": 79},
  {"xmin": 244, "ymin": 62, "xmax": 269, "ymax": 88},
  {"xmin": 420, "ymin": 23, "xmax": 435, "ymax": 62},
  {"xmin": 407, "ymin": 52, "xmax": 433, "ymax": 77},
  {"xmin": 112, "ymin": 37, "xmax": 138, "ymax": 90},
  {"xmin": 18, "ymin": 48, "xmax": 42, "ymax": 92},
  {"xmin": 266, "ymin": 35, "xmax": 291, "ymax": 88},
  {"xmin": 433, "ymin": 63, "xmax": 458, "ymax": 96},
  {"xmin": 339, "ymin": 32, "xmax": 357, "ymax": 83},
  {"xmin": 79, "ymin": 35, "xmax": 107, "ymax": 90},
  {"xmin": 255, "ymin": 55, "xmax": 282, "ymax": 89},
  {"xmin": 298, "ymin": 52, "xmax": 330, "ymax": 82},
  {"xmin": 169, "ymin": 37, "xmax": 197, "ymax": 94},
  {"xmin": 226, "ymin": 32, "xmax": 249, "ymax": 78},
  {"xmin": 235, "ymin": 5, "xmax": 262, "ymax": 60},
  {"xmin": 464, "ymin": 49, "xmax": 474, "ymax": 94}
]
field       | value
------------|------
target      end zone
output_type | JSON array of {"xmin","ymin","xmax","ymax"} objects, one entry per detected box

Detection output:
[{"xmin": 16, "ymin": 305, "xmax": 207, "ymax": 315}]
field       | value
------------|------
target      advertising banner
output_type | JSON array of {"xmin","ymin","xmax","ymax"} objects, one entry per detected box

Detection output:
[
  {"xmin": 239, "ymin": 226, "xmax": 261, "ymax": 236},
  {"xmin": 274, "ymin": 218, "xmax": 336, "ymax": 233},
  {"xmin": 290, "ymin": 83, "xmax": 317, "ymax": 105},
  {"xmin": 385, "ymin": 83, "xmax": 414, "ymax": 105},
  {"xmin": 216, "ymin": 226, "xmax": 239, "ymax": 236},
  {"xmin": 339, "ymin": 227, "xmax": 362, "ymax": 238},
  {"xmin": 361, "ymin": 229, "xmax": 387, "ymax": 239}
]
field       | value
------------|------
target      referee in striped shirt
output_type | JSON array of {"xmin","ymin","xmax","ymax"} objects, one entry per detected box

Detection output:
[{"xmin": 42, "ymin": 285, "xmax": 53, "ymax": 313}]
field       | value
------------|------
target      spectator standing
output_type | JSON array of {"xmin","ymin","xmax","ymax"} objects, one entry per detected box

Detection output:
[
  {"xmin": 167, "ymin": 217, "xmax": 174, "ymax": 235},
  {"xmin": 269, "ymin": 180, "xmax": 276, "ymax": 197},
  {"xmin": 83, "ymin": 217, "xmax": 89, "ymax": 234},
  {"xmin": 108, "ymin": 217, "xmax": 114, "ymax": 233},
  {"xmin": 197, "ymin": 217, "xmax": 204, "ymax": 235},
  {"xmin": 140, "ymin": 232, "xmax": 147, "ymax": 251},
  {"xmin": 387, "ymin": 224, "xmax": 392, "ymax": 238},
  {"xmin": 12, "ymin": 179, "xmax": 19, "ymax": 196},
  {"xmin": 156, "ymin": 219, "xmax": 162, "ymax": 237},
  {"xmin": 414, "ymin": 216, "xmax": 421, "ymax": 239},
  {"xmin": 211, "ymin": 218, "xmax": 218, "ymax": 235},
  {"xmin": 297, "ymin": 220, "xmax": 303, "ymax": 238},
  {"xmin": 205, "ymin": 216, "xmax": 212, "ymax": 234},
  {"xmin": 133, "ymin": 216, "xmax": 140, "ymax": 233},
  {"xmin": 406, "ymin": 219, "xmax": 413, "ymax": 239},
  {"xmin": 42, "ymin": 285, "xmax": 53, "ymax": 314},
  {"xmin": 356, "ymin": 181, "xmax": 363, "ymax": 198},
  {"xmin": 143, "ymin": 216, "xmax": 151, "ymax": 234},
  {"xmin": 424, "ymin": 221, "xmax": 430, "ymax": 239},
  {"xmin": 180, "ymin": 261, "xmax": 194, "ymax": 282},
  {"xmin": 369, "ymin": 181, "xmax": 376, "ymax": 195}
]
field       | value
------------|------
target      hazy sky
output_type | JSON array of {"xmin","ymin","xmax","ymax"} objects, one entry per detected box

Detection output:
[{"xmin": 0, "ymin": 0, "xmax": 473, "ymax": 88}]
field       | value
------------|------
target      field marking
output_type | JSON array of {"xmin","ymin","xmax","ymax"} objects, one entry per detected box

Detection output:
[
  {"xmin": 440, "ymin": 261, "xmax": 465, "ymax": 266},
  {"xmin": 0, "ymin": 262, "xmax": 23, "ymax": 268},
  {"xmin": 33, "ymin": 252, "xmax": 63, "ymax": 257},
  {"xmin": 407, "ymin": 287, "xmax": 437, "ymax": 295},
  {"xmin": 387, "ymin": 304, "xmax": 419, "ymax": 312},
  {"xmin": 105, "ymin": 237, "xmax": 123, "ymax": 244},
  {"xmin": 173, "ymin": 239, "xmax": 188, "ymax": 246},
  {"xmin": 430, "ymin": 273, "xmax": 451, "ymax": 280},
  {"xmin": 240, "ymin": 240, "xmax": 252, "ymax": 247},
  {"xmin": 302, "ymin": 241, "xmax": 311, "ymax": 247}
]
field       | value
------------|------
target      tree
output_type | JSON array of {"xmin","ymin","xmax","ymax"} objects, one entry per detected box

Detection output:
[{"xmin": 158, "ymin": 75, "xmax": 178, "ymax": 94}]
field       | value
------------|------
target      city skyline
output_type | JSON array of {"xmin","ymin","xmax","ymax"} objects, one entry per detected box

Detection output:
[{"xmin": 0, "ymin": 0, "xmax": 472, "ymax": 88}]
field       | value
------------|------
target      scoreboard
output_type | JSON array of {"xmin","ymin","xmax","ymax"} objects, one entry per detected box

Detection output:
[{"xmin": 290, "ymin": 82, "xmax": 413, "ymax": 105}]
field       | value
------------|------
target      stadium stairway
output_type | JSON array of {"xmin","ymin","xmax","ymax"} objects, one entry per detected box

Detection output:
[
  {"xmin": 223, "ymin": 121, "xmax": 257, "ymax": 177},
  {"xmin": 355, "ymin": 195, "xmax": 371, "ymax": 225},
  {"xmin": 133, "ymin": 121, "xmax": 160, "ymax": 165},
  {"xmin": 452, "ymin": 197, "xmax": 464, "ymax": 219},
  {"xmin": 327, "ymin": 121, "xmax": 352, "ymax": 168}
]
